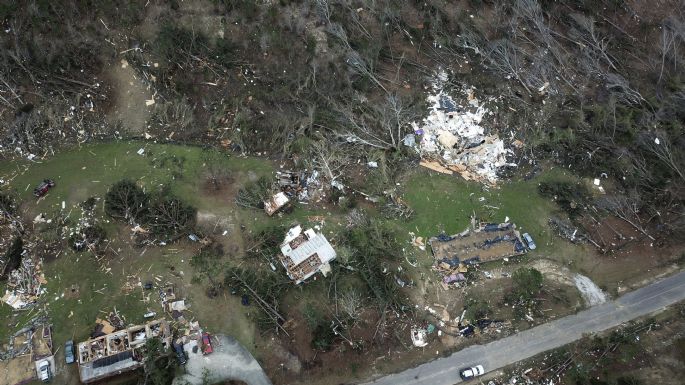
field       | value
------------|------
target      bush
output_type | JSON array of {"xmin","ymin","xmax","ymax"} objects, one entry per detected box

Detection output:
[
  {"xmin": 538, "ymin": 181, "xmax": 590, "ymax": 217},
  {"xmin": 311, "ymin": 319, "xmax": 337, "ymax": 351},
  {"xmin": 465, "ymin": 297, "xmax": 491, "ymax": 321},
  {"xmin": 512, "ymin": 267, "xmax": 543, "ymax": 300},
  {"xmin": 104, "ymin": 179, "xmax": 149, "ymax": 223},
  {"xmin": 190, "ymin": 245, "xmax": 225, "ymax": 296},
  {"xmin": 344, "ymin": 218, "xmax": 404, "ymax": 310},
  {"xmin": 148, "ymin": 196, "xmax": 197, "ymax": 238},
  {"xmin": 302, "ymin": 303, "xmax": 324, "ymax": 329},
  {"xmin": 69, "ymin": 225, "xmax": 107, "ymax": 252},
  {"xmin": 235, "ymin": 176, "xmax": 273, "ymax": 209},
  {"xmin": 143, "ymin": 337, "xmax": 177, "ymax": 385},
  {"xmin": 154, "ymin": 23, "xmax": 209, "ymax": 67}
]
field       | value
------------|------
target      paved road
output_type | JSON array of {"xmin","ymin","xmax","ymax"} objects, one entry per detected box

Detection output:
[
  {"xmin": 173, "ymin": 335, "xmax": 272, "ymax": 385},
  {"xmin": 361, "ymin": 270, "xmax": 685, "ymax": 385}
]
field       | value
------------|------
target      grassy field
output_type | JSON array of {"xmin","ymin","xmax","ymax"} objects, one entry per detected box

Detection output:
[
  {"xmin": 0, "ymin": 142, "xmax": 621, "ymax": 385},
  {"xmin": 0, "ymin": 141, "xmax": 277, "ymax": 384},
  {"xmin": 397, "ymin": 167, "xmax": 577, "ymax": 252},
  {"xmin": 0, "ymin": 141, "xmax": 272, "ymax": 215}
]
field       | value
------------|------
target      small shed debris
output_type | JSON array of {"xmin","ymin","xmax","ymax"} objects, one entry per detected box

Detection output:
[
  {"xmin": 264, "ymin": 192, "xmax": 290, "ymax": 216},
  {"xmin": 411, "ymin": 327, "xmax": 428, "ymax": 347}
]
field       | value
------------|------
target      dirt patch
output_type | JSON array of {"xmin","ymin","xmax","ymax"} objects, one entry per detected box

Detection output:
[
  {"xmin": 530, "ymin": 259, "xmax": 607, "ymax": 306},
  {"xmin": 202, "ymin": 173, "xmax": 237, "ymax": 198},
  {"xmin": 262, "ymin": 307, "xmax": 409, "ymax": 385},
  {"xmin": 0, "ymin": 355, "xmax": 35, "ymax": 385},
  {"xmin": 103, "ymin": 61, "xmax": 153, "ymax": 134}
]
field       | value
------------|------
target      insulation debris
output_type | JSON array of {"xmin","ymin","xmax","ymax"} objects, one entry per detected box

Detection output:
[{"xmin": 412, "ymin": 70, "xmax": 515, "ymax": 185}]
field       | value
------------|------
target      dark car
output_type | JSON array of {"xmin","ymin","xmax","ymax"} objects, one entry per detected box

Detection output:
[
  {"xmin": 65, "ymin": 340, "xmax": 75, "ymax": 364},
  {"xmin": 201, "ymin": 333, "xmax": 213, "ymax": 355},
  {"xmin": 33, "ymin": 179, "xmax": 55, "ymax": 197},
  {"xmin": 173, "ymin": 343, "xmax": 186, "ymax": 365}
]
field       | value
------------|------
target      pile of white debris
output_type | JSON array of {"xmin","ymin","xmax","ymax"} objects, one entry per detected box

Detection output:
[{"xmin": 411, "ymin": 70, "xmax": 515, "ymax": 185}]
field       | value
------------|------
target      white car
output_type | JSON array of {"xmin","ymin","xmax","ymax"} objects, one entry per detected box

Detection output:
[
  {"xmin": 38, "ymin": 360, "xmax": 51, "ymax": 382},
  {"xmin": 459, "ymin": 364, "xmax": 484, "ymax": 380},
  {"xmin": 522, "ymin": 233, "xmax": 536, "ymax": 250}
]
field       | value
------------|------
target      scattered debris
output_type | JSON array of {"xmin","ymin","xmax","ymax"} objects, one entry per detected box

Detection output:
[
  {"xmin": 410, "ymin": 327, "xmax": 428, "ymax": 347},
  {"xmin": 0, "ymin": 318, "xmax": 54, "ymax": 385},
  {"xmin": 2, "ymin": 258, "xmax": 47, "ymax": 309},
  {"xmin": 412, "ymin": 70, "xmax": 515, "ymax": 185}
]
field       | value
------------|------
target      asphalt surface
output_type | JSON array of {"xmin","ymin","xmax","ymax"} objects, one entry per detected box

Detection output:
[
  {"xmin": 173, "ymin": 334, "xmax": 272, "ymax": 385},
  {"xmin": 361, "ymin": 270, "xmax": 685, "ymax": 385}
]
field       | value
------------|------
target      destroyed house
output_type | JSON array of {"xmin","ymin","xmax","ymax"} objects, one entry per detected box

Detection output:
[
  {"xmin": 77, "ymin": 319, "xmax": 170, "ymax": 383},
  {"xmin": 278, "ymin": 225, "xmax": 336, "ymax": 284},
  {"xmin": 430, "ymin": 222, "xmax": 526, "ymax": 265}
]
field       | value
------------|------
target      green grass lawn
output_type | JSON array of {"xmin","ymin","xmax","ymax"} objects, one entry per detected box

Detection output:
[
  {"xmin": 0, "ymin": 141, "xmax": 274, "ymax": 367},
  {"xmin": 0, "ymin": 141, "xmax": 272, "ymax": 216},
  {"xmin": 397, "ymin": 167, "xmax": 580, "ymax": 255},
  {"xmin": 0, "ymin": 141, "xmax": 593, "ymax": 385}
]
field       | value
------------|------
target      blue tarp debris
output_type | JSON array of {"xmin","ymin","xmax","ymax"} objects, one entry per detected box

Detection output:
[
  {"xmin": 439, "ymin": 256, "xmax": 460, "ymax": 267},
  {"xmin": 435, "ymin": 234, "xmax": 454, "ymax": 242},
  {"xmin": 462, "ymin": 256, "xmax": 481, "ymax": 265}
]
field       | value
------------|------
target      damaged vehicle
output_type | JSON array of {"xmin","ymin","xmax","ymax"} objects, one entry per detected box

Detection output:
[{"xmin": 33, "ymin": 179, "xmax": 56, "ymax": 197}]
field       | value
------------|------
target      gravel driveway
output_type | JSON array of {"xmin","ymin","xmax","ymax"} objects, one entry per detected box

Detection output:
[{"xmin": 173, "ymin": 335, "xmax": 272, "ymax": 385}]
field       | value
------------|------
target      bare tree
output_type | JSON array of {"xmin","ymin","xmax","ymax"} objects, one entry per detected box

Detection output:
[
  {"xmin": 658, "ymin": 16, "xmax": 685, "ymax": 83},
  {"xmin": 332, "ymin": 94, "xmax": 411, "ymax": 150},
  {"xmin": 338, "ymin": 288, "xmax": 364, "ymax": 321},
  {"xmin": 597, "ymin": 195, "xmax": 655, "ymax": 241},
  {"xmin": 314, "ymin": 0, "xmax": 332, "ymax": 24},
  {"xmin": 569, "ymin": 13, "xmax": 617, "ymax": 72},
  {"xmin": 484, "ymin": 39, "xmax": 533, "ymax": 94},
  {"xmin": 306, "ymin": 138, "xmax": 350, "ymax": 183},
  {"xmin": 604, "ymin": 73, "xmax": 644, "ymax": 105},
  {"xmin": 642, "ymin": 134, "xmax": 685, "ymax": 182}
]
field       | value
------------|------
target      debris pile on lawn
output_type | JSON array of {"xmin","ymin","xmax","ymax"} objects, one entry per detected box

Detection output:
[
  {"xmin": 68, "ymin": 200, "xmax": 106, "ymax": 253},
  {"xmin": 264, "ymin": 192, "xmax": 290, "ymax": 216},
  {"xmin": 430, "ymin": 221, "xmax": 528, "ymax": 289},
  {"xmin": 2, "ymin": 258, "xmax": 47, "ymax": 309},
  {"xmin": 0, "ymin": 317, "xmax": 54, "ymax": 384},
  {"xmin": 412, "ymin": 70, "xmax": 515, "ymax": 185},
  {"xmin": 275, "ymin": 169, "xmax": 325, "ymax": 203}
]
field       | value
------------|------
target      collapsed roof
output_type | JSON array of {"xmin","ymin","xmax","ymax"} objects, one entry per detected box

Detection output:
[{"xmin": 278, "ymin": 225, "xmax": 336, "ymax": 284}]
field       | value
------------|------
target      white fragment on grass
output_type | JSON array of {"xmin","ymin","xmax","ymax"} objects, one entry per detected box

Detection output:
[{"xmin": 654, "ymin": 137, "xmax": 660, "ymax": 145}]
